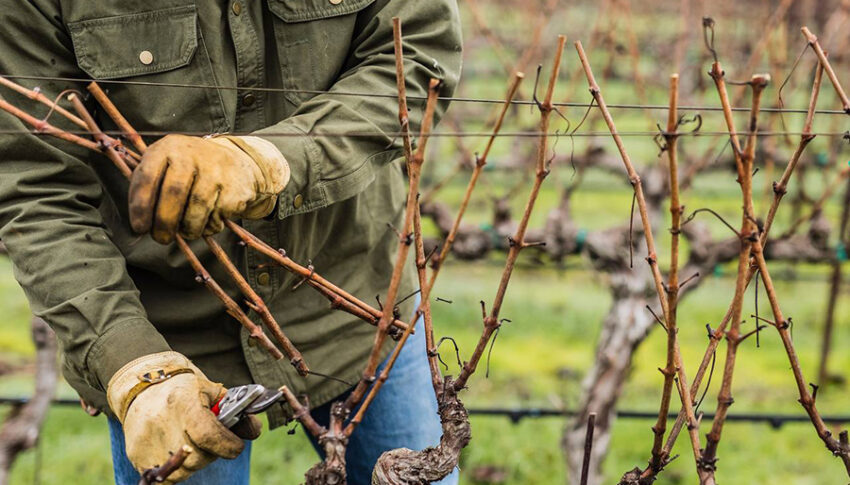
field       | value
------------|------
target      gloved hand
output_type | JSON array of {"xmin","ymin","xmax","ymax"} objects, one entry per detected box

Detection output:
[
  {"xmin": 128, "ymin": 134, "xmax": 290, "ymax": 244},
  {"xmin": 107, "ymin": 351, "xmax": 254, "ymax": 484}
]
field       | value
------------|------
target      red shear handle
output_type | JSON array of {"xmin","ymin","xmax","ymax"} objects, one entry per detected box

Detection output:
[{"xmin": 210, "ymin": 396, "xmax": 224, "ymax": 416}]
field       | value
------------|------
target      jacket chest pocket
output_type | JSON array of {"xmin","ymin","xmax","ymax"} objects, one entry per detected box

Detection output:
[
  {"xmin": 67, "ymin": 5, "xmax": 228, "ymax": 137},
  {"xmin": 267, "ymin": 0, "xmax": 376, "ymax": 107}
]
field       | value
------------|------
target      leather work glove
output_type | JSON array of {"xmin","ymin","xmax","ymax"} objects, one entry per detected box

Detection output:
[
  {"xmin": 107, "ymin": 351, "xmax": 257, "ymax": 483},
  {"xmin": 128, "ymin": 134, "xmax": 290, "ymax": 244}
]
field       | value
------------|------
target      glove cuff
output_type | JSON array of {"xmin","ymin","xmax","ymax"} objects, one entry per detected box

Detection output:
[
  {"xmin": 212, "ymin": 135, "xmax": 290, "ymax": 215},
  {"xmin": 106, "ymin": 351, "xmax": 199, "ymax": 422}
]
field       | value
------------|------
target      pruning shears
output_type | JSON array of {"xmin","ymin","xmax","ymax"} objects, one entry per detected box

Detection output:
[{"xmin": 211, "ymin": 384, "xmax": 283, "ymax": 428}]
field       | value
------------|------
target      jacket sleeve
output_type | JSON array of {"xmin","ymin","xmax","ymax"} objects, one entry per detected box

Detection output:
[
  {"xmin": 257, "ymin": 0, "xmax": 463, "ymax": 219},
  {"xmin": 0, "ymin": 0, "xmax": 170, "ymax": 390}
]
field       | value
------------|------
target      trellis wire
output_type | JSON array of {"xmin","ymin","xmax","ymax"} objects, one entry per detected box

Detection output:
[
  {"xmin": 2, "ymin": 74, "xmax": 849, "ymax": 116},
  {"xmin": 1, "ymin": 129, "xmax": 848, "ymax": 139},
  {"xmin": 1, "ymin": 397, "xmax": 847, "ymax": 430}
]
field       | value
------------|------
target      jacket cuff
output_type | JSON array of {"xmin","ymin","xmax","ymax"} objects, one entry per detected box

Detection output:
[{"xmin": 86, "ymin": 318, "xmax": 171, "ymax": 392}]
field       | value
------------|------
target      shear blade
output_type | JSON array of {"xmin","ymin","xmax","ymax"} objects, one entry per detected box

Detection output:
[{"xmin": 243, "ymin": 388, "xmax": 283, "ymax": 415}]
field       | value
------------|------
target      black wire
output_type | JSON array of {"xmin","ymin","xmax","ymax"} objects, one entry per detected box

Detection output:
[
  {"xmin": 6, "ymin": 397, "xmax": 849, "ymax": 428},
  {"xmin": 2, "ymin": 73, "xmax": 848, "ymax": 115},
  {"xmin": 4, "ymin": 128, "xmax": 846, "ymax": 139},
  {"xmin": 465, "ymin": 407, "xmax": 850, "ymax": 428}
]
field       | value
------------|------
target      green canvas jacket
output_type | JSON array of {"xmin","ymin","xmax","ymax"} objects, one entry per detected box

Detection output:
[{"xmin": 0, "ymin": 0, "xmax": 461, "ymax": 427}]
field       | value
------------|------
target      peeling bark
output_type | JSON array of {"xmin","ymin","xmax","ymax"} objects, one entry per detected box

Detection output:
[
  {"xmin": 0, "ymin": 317, "xmax": 57, "ymax": 485},
  {"xmin": 372, "ymin": 383, "xmax": 470, "ymax": 485},
  {"xmin": 306, "ymin": 403, "xmax": 349, "ymax": 485}
]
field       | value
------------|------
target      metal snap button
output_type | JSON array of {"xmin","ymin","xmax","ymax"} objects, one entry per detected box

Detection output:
[
  {"xmin": 241, "ymin": 92, "xmax": 256, "ymax": 107},
  {"xmin": 257, "ymin": 271, "xmax": 271, "ymax": 286},
  {"xmin": 139, "ymin": 51, "xmax": 154, "ymax": 65},
  {"xmin": 232, "ymin": 1, "xmax": 242, "ymax": 15},
  {"xmin": 329, "ymin": 0, "xmax": 343, "ymax": 4},
  {"xmin": 293, "ymin": 194, "xmax": 304, "ymax": 209}
]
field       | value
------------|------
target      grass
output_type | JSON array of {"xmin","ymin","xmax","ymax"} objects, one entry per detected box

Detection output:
[{"xmin": 2, "ymin": 187, "xmax": 849, "ymax": 484}]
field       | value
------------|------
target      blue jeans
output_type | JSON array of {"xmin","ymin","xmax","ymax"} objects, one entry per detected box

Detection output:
[{"xmin": 109, "ymin": 304, "xmax": 458, "ymax": 485}]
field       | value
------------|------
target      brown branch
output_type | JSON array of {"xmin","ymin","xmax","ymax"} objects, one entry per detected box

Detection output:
[
  {"xmin": 174, "ymin": 236, "xmax": 284, "ymax": 359},
  {"xmin": 346, "ymin": 206, "xmax": 433, "ymax": 438},
  {"xmin": 801, "ymin": 26, "xmax": 850, "ymax": 113},
  {"xmin": 0, "ymin": 94, "xmax": 100, "ymax": 153},
  {"xmin": 372, "ymin": 34, "xmax": 564, "ymax": 485},
  {"xmin": 279, "ymin": 384, "xmax": 347, "ymax": 484},
  {"xmin": 752, "ymin": 242, "xmax": 850, "ymax": 475},
  {"xmin": 427, "ymin": 74, "xmax": 522, "ymax": 288},
  {"xmin": 3, "ymin": 84, "xmax": 292, "ymax": 362},
  {"xmin": 762, "ymin": 61, "xmax": 824, "ymax": 239},
  {"xmin": 66, "ymin": 93, "xmax": 134, "ymax": 176},
  {"xmin": 0, "ymin": 317, "xmax": 57, "ymax": 485},
  {"xmin": 344, "ymin": 20, "xmax": 442, "ymax": 435},
  {"xmin": 138, "ymin": 445, "xmax": 192, "ymax": 485},
  {"xmin": 665, "ymin": 54, "xmax": 823, "ymax": 458},
  {"xmin": 663, "ymin": 59, "xmax": 827, "ymax": 461},
  {"xmin": 354, "ymin": 206, "xmax": 438, "ymax": 417},
  {"xmin": 0, "ymin": 75, "xmax": 87, "ymax": 129},
  {"xmin": 351, "ymin": 67, "xmax": 525, "ymax": 436},
  {"xmin": 645, "ymin": 74, "xmax": 695, "ymax": 479},
  {"xmin": 575, "ymin": 45, "xmax": 703, "ymax": 483},
  {"xmin": 223, "ymin": 220, "xmax": 409, "ymax": 335},
  {"xmin": 452, "ymin": 35, "xmax": 566, "ymax": 392},
  {"xmin": 87, "ymin": 82, "xmax": 148, "ymax": 153},
  {"xmin": 0, "ymin": 78, "xmax": 301, "ymax": 366},
  {"xmin": 575, "ymin": 40, "xmax": 670, "ymax": 320},
  {"xmin": 424, "ymin": 74, "xmax": 524, "ymax": 381},
  {"xmin": 369, "ymin": 126, "xmax": 475, "ymax": 485},
  {"xmin": 78, "ymin": 85, "xmax": 323, "ymax": 371},
  {"xmin": 343, "ymin": 20, "xmax": 442, "ymax": 417},
  {"xmin": 204, "ymin": 235, "xmax": 308, "ymax": 375},
  {"xmin": 279, "ymin": 386, "xmax": 326, "ymax": 439},
  {"xmin": 700, "ymin": 71, "xmax": 769, "ymax": 481}
]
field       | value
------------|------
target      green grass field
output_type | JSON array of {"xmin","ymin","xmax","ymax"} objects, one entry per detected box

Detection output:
[{"xmin": 2, "ymin": 179, "xmax": 849, "ymax": 484}]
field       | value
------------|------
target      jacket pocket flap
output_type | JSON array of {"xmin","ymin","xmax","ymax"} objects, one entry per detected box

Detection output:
[
  {"xmin": 267, "ymin": 0, "xmax": 375, "ymax": 22},
  {"xmin": 67, "ymin": 5, "xmax": 198, "ymax": 79}
]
